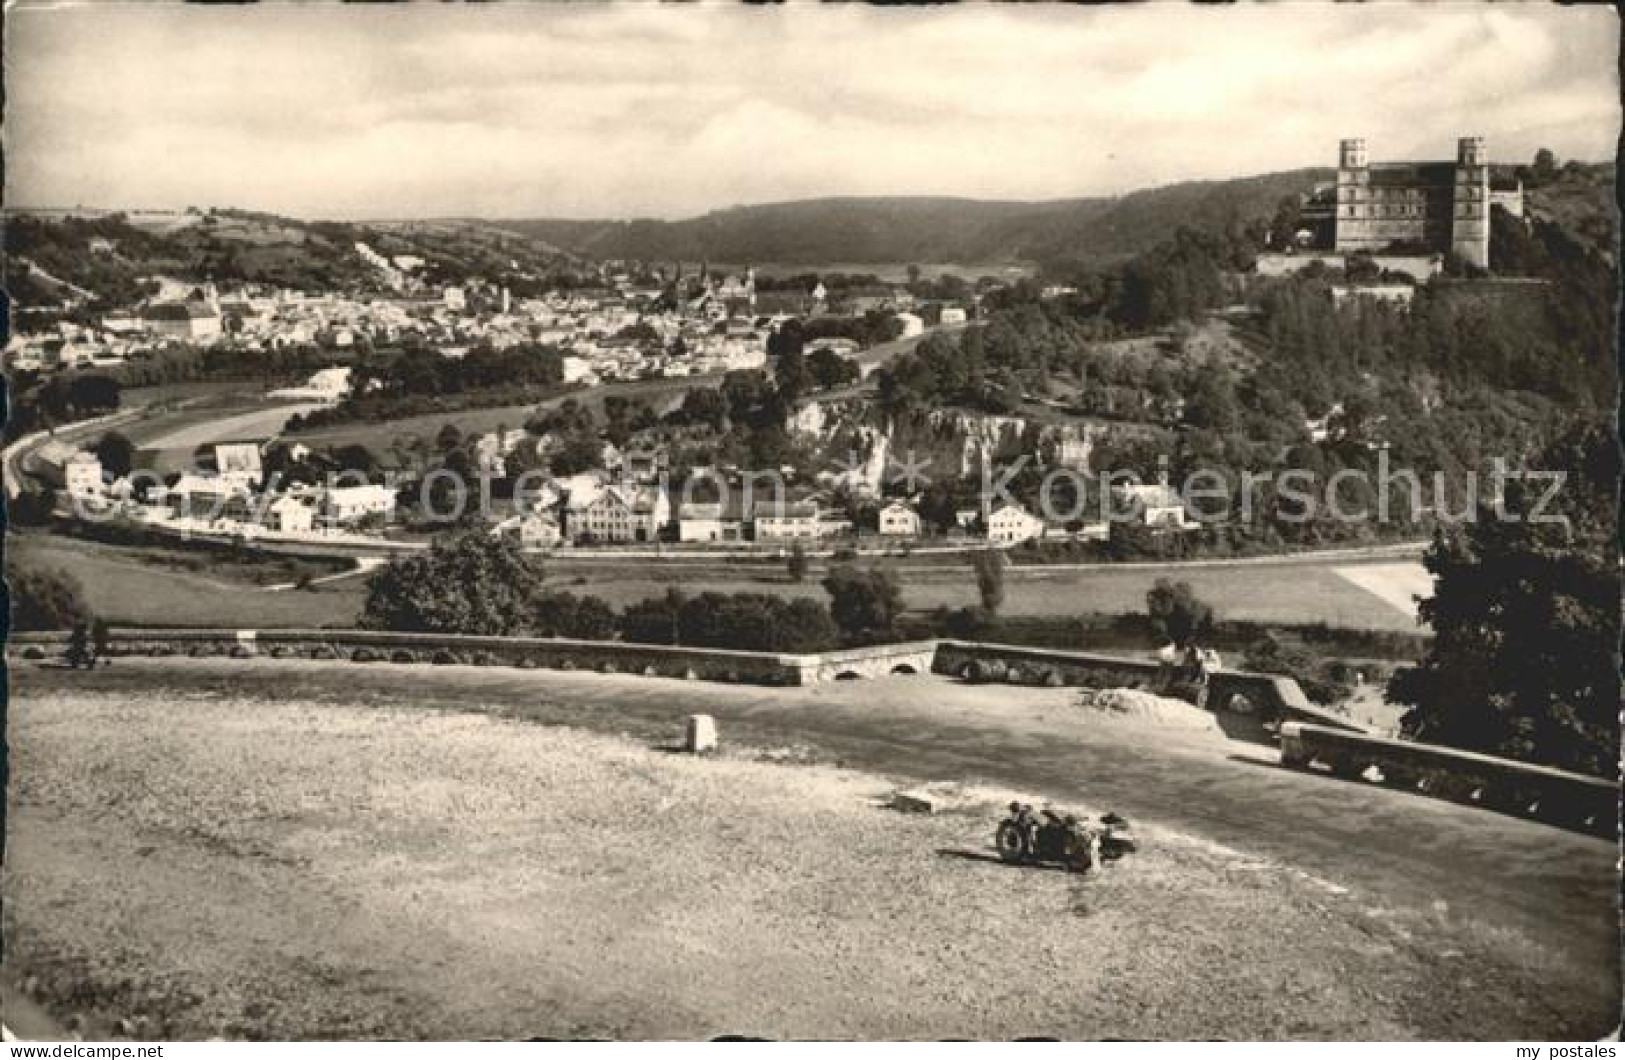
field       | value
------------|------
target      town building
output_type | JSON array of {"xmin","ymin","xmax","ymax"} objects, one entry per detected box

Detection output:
[
  {"xmin": 568, "ymin": 484, "xmax": 670, "ymax": 543},
  {"xmin": 145, "ymin": 301, "xmax": 223, "ymax": 342},
  {"xmin": 1115, "ymin": 483, "xmax": 1191, "ymax": 529},
  {"xmin": 62, "ymin": 450, "xmax": 105, "ymax": 502},
  {"xmin": 753, "ymin": 499, "xmax": 821, "ymax": 542},
  {"xmin": 986, "ymin": 503, "xmax": 1045, "ymax": 547},
  {"xmin": 321, "ymin": 484, "xmax": 396, "ymax": 526},
  {"xmin": 213, "ymin": 442, "xmax": 264, "ymax": 484},
  {"xmin": 265, "ymin": 496, "xmax": 315, "ymax": 533},
  {"xmin": 676, "ymin": 499, "xmax": 747, "ymax": 543},
  {"xmin": 878, "ymin": 500, "xmax": 921, "ymax": 537}
]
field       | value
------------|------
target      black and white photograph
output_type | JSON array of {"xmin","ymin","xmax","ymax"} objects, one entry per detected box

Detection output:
[{"xmin": 2, "ymin": 1, "xmax": 1620, "ymax": 1043}]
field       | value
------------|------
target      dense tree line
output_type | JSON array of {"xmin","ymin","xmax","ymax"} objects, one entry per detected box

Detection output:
[
  {"xmin": 359, "ymin": 534, "xmax": 905, "ymax": 653},
  {"xmin": 290, "ymin": 343, "xmax": 567, "ymax": 432}
]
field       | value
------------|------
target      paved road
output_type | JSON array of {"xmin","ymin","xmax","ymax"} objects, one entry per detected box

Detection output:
[{"xmin": 13, "ymin": 655, "xmax": 1615, "ymax": 1032}]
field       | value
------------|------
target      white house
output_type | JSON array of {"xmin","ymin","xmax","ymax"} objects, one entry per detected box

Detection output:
[
  {"xmin": 753, "ymin": 499, "xmax": 821, "ymax": 542},
  {"xmin": 321, "ymin": 484, "xmax": 396, "ymax": 526},
  {"xmin": 1115, "ymin": 483, "xmax": 1190, "ymax": 529},
  {"xmin": 939, "ymin": 306, "xmax": 968, "ymax": 326},
  {"xmin": 568, "ymin": 483, "xmax": 670, "ymax": 543},
  {"xmin": 986, "ymin": 503, "xmax": 1045, "ymax": 547},
  {"xmin": 894, "ymin": 312, "xmax": 925, "ymax": 338},
  {"xmin": 62, "ymin": 450, "xmax": 104, "ymax": 502},
  {"xmin": 500, "ymin": 511, "xmax": 563, "ymax": 549},
  {"xmin": 265, "ymin": 495, "xmax": 315, "ymax": 533},
  {"xmin": 214, "ymin": 442, "xmax": 264, "ymax": 485},
  {"xmin": 878, "ymin": 500, "xmax": 921, "ymax": 537}
]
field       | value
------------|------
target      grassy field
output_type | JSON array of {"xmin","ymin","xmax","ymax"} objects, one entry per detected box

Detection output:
[
  {"xmin": 550, "ymin": 554, "xmax": 1426, "ymax": 632},
  {"xmin": 8, "ymin": 534, "xmax": 365, "ymax": 628},
  {"xmin": 4, "ymin": 662, "xmax": 1614, "ymax": 1039},
  {"xmin": 8, "ymin": 528, "xmax": 1425, "ymax": 634}
]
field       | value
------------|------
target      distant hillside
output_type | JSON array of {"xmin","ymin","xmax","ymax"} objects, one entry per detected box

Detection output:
[{"xmin": 503, "ymin": 169, "xmax": 1335, "ymax": 268}]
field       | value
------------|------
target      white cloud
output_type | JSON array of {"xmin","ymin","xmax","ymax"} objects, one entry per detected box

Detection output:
[{"xmin": 4, "ymin": 1, "xmax": 1616, "ymax": 219}]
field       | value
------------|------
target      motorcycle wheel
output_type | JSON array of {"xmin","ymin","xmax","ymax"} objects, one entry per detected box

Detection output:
[
  {"xmin": 995, "ymin": 821, "xmax": 1027, "ymax": 862},
  {"xmin": 1066, "ymin": 838, "xmax": 1095, "ymax": 874}
]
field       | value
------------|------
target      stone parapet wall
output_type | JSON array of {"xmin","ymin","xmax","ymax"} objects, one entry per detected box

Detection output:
[
  {"xmin": 1280, "ymin": 722, "xmax": 1616, "ymax": 837},
  {"xmin": 930, "ymin": 639, "xmax": 1365, "ymax": 742}
]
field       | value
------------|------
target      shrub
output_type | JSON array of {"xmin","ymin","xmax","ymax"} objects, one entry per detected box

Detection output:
[
  {"xmin": 9, "ymin": 564, "xmax": 91, "ymax": 631},
  {"xmin": 431, "ymin": 648, "xmax": 463, "ymax": 665},
  {"xmin": 360, "ymin": 533, "xmax": 546, "ymax": 635},
  {"xmin": 351, "ymin": 647, "xmax": 379, "ymax": 663},
  {"xmin": 310, "ymin": 645, "xmax": 338, "ymax": 660}
]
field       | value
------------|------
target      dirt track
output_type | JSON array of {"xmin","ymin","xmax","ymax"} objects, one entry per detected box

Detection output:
[{"xmin": 4, "ymin": 659, "xmax": 1618, "ymax": 1040}]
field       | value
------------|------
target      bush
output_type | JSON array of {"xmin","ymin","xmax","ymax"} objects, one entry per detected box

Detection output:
[
  {"xmin": 310, "ymin": 645, "xmax": 338, "ymax": 660},
  {"xmin": 361, "ymin": 533, "xmax": 546, "ymax": 635},
  {"xmin": 351, "ymin": 647, "xmax": 379, "ymax": 663},
  {"xmin": 391, "ymin": 649, "xmax": 418, "ymax": 664},
  {"xmin": 941, "ymin": 605, "xmax": 988, "ymax": 638},
  {"xmin": 822, "ymin": 566, "xmax": 904, "ymax": 643},
  {"xmin": 431, "ymin": 648, "xmax": 463, "ymax": 665},
  {"xmin": 9, "ymin": 564, "xmax": 91, "ymax": 631}
]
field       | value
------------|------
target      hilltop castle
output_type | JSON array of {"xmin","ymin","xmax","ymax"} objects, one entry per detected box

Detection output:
[{"xmin": 1329, "ymin": 136, "xmax": 1520, "ymax": 270}]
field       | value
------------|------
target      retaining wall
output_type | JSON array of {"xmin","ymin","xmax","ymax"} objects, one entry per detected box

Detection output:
[
  {"xmin": 931, "ymin": 639, "xmax": 1367, "ymax": 742},
  {"xmin": 11, "ymin": 628, "xmax": 810, "ymax": 686},
  {"xmin": 1280, "ymin": 722, "xmax": 1617, "ymax": 837}
]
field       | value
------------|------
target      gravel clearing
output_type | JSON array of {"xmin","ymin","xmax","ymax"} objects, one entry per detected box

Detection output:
[{"xmin": 2, "ymin": 680, "xmax": 1609, "ymax": 1040}]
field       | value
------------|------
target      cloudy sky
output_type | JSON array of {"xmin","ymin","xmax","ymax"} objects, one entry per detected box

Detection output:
[{"xmin": 6, "ymin": 2, "xmax": 1617, "ymax": 220}]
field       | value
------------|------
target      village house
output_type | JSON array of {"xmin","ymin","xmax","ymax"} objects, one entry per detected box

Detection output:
[
  {"xmin": 568, "ymin": 483, "xmax": 670, "ymax": 543},
  {"xmin": 499, "ymin": 510, "xmax": 563, "ymax": 549},
  {"xmin": 987, "ymin": 503, "xmax": 1045, "ymax": 547},
  {"xmin": 1115, "ymin": 483, "xmax": 1191, "ymax": 529},
  {"xmin": 264, "ymin": 495, "xmax": 315, "ymax": 534},
  {"xmin": 676, "ymin": 498, "xmax": 748, "ymax": 543},
  {"xmin": 752, "ymin": 499, "xmax": 821, "ymax": 542},
  {"xmin": 62, "ymin": 450, "xmax": 105, "ymax": 503},
  {"xmin": 145, "ymin": 301, "xmax": 223, "ymax": 342},
  {"xmin": 878, "ymin": 499, "xmax": 922, "ymax": 537},
  {"xmin": 321, "ymin": 484, "xmax": 397, "ymax": 526}
]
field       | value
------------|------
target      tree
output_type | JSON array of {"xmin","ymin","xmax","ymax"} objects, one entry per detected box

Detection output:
[
  {"xmin": 674, "ymin": 591, "xmax": 835, "ymax": 652},
  {"xmin": 1145, "ymin": 578, "xmax": 1213, "ymax": 648},
  {"xmin": 9, "ymin": 563, "xmax": 91, "ymax": 631},
  {"xmin": 821, "ymin": 566, "xmax": 904, "ymax": 642},
  {"xmin": 787, "ymin": 542, "xmax": 809, "ymax": 583},
  {"xmin": 360, "ymin": 533, "xmax": 545, "ymax": 635},
  {"xmin": 774, "ymin": 346, "xmax": 810, "ymax": 403},
  {"xmin": 970, "ymin": 549, "xmax": 1005, "ymax": 616},
  {"xmin": 621, "ymin": 589, "xmax": 685, "ymax": 644},
  {"xmin": 1389, "ymin": 422, "xmax": 1618, "ymax": 777},
  {"xmin": 534, "ymin": 591, "xmax": 618, "ymax": 639},
  {"xmin": 91, "ymin": 431, "xmax": 135, "ymax": 480}
]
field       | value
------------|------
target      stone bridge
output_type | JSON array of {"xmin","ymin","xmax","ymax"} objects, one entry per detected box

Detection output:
[{"xmin": 787, "ymin": 640, "xmax": 941, "ymax": 684}]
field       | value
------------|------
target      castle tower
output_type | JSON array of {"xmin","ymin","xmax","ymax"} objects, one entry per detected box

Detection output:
[
  {"xmin": 1334, "ymin": 138, "xmax": 1371, "ymax": 254},
  {"xmin": 1451, "ymin": 136, "xmax": 1490, "ymax": 269}
]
